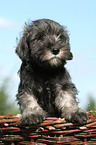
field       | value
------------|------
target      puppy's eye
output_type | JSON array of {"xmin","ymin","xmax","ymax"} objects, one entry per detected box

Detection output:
[
  {"xmin": 59, "ymin": 35, "xmax": 66, "ymax": 42},
  {"xmin": 37, "ymin": 34, "xmax": 45, "ymax": 40}
]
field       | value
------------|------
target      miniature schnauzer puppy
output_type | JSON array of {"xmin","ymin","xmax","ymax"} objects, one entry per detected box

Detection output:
[{"xmin": 16, "ymin": 19, "xmax": 89, "ymax": 125}]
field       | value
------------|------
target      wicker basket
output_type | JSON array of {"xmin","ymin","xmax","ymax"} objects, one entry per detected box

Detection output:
[{"xmin": 0, "ymin": 112, "xmax": 96, "ymax": 145}]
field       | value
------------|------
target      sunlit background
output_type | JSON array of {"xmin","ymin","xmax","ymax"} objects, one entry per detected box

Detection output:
[{"xmin": 0, "ymin": 0, "xmax": 96, "ymax": 114}]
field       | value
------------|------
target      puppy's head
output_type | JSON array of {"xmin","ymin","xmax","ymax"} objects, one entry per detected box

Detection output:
[{"xmin": 16, "ymin": 19, "xmax": 73, "ymax": 67}]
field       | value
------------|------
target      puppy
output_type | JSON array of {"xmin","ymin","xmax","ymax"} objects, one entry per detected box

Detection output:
[{"xmin": 16, "ymin": 19, "xmax": 89, "ymax": 125}]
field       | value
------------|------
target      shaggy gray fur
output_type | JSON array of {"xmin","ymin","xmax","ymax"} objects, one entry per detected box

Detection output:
[{"xmin": 16, "ymin": 19, "xmax": 89, "ymax": 125}]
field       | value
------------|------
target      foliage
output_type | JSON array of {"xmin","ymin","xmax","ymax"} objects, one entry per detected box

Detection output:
[
  {"xmin": 85, "ymin": 95, "xmax": 96, "ymax": 112},
  {"xmin": 0, "ymin": 77, "xmax": 20, "ymax": 115}
]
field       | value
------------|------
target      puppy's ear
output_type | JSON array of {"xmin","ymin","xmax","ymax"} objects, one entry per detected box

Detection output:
[
  {"xmin": 67, "ymin": 52, "xmax": 73, "ymax": 60},
  {"xmin": 16, "ymin": 37, "xmax": 29, "ymax": 61}
]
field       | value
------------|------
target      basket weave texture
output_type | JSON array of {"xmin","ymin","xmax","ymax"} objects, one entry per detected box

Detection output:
[{"xmin": 0, "ymin": 112, "xmax": 96, "ymax": 145}]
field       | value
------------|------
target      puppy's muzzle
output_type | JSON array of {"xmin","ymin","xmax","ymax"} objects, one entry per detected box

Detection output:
[{"xmin": 51, "ymin": 48, "xmax": 60, "ymax": 55}]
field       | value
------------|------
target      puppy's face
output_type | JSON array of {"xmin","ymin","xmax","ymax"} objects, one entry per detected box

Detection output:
[{"xmin": 16, "ymin": 19, "xmax": 73, "ymax": 67}]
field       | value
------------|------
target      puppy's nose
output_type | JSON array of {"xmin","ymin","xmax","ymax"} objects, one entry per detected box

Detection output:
[{"xmin": 52, "ymin": 48, "xmax": 60, "ymax": 55}]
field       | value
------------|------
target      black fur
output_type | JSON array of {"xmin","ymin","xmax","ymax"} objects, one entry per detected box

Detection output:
[{"xmin": 16, "ymin": 19, "xmax": 89, "ymax": 125}]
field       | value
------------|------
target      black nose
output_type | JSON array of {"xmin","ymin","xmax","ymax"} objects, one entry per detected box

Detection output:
[{"xmin": 52, "ymin": 48, "xmax": 60, "ymax": 55}]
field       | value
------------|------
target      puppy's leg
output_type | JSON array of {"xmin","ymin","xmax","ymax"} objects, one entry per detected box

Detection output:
[
  {"xmin": 17, "ymin": 93, "xmax": 47, "ymax": 125},
  {"xmin": 55, "ymin": 91, "xmax": 89, "ymax": 124}
]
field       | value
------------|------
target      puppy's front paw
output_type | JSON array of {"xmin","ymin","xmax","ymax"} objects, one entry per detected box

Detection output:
[
  {"xmin": 21, "ymin": 110, "xmax": 46, "ymax": 125},
  {"xmin": 65, "ymin": 109, "xmax": 89, "ymax": 124}
]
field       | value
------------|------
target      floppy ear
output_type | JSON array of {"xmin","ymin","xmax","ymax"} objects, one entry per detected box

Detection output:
[
  {"xmin": 16, "ymin": 36, "xmax": 29, "ymax": 61},
  {"xmin": 68, "ymin": 52, "xmax": 73, "ymax": 60}
]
